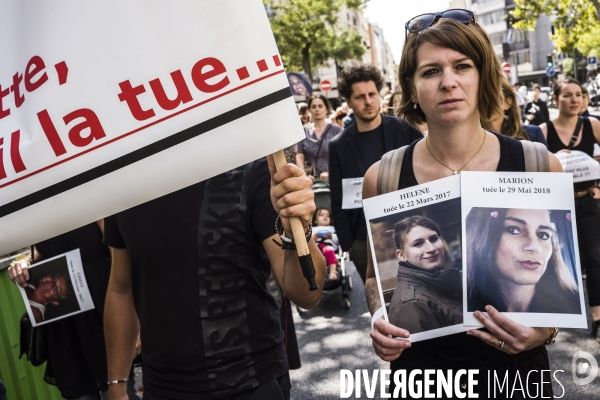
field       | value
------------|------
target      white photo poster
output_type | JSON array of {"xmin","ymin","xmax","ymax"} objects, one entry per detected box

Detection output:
[
  {"xmin": 364, "ymin": 175, "xmax": 466, "ymax": 342},
  {"xmin": 461, "ymin": 172, "xmax": 587, "ymax": 329},
  {"xmin": 19, "ymin": 249, "xmax": 94, "ymax": 327}
]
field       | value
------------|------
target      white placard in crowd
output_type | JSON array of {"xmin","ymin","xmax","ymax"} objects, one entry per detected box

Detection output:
[
  {"xmin": 461, "ymin": 172, "xmax": 587, "ymax": 329},
  {"xmin": 0, "ymin": 0, "xmax": 303, "ymax": 255},
  {"xmin": 341, "ymin": 177, "xmax": 364, "ymax": 209},
  {"xmin": 554, "ymin": 150, "xmax": 600, "ymax": 183},
  {"xmin": 364, "ymin": 175, "xmax": 466, "ymax": 342},
  {"xmin": 19, "ymin": 249, "xmax": 94, "ymax": 327}
]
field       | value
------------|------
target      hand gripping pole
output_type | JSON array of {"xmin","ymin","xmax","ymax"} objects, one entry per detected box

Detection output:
[{"xmin": 272, "ymin": 150, "xmax": 318, "ymax": 291}]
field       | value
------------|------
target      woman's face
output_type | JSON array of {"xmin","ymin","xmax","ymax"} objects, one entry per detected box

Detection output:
[
  {"xmin": 289, "ymin": 75, "xmax": 308, "ymax": 96},
  {"xmin": 300, "ymin": 110, "xmax": 310, "ymax": 124},
  {"xmin": 397, "ymin": 226, "xmax": 444, "ymax": 270},
  {"xmin": 316, "ymin": 209, "xmax": 330, "ymax": 226},
  {"xmin": 310, "ymin": 98, "xmax": 328, "ymax": 121},
  {"xmin": 557, "ymin": 83, "xmax": 583, "ymax": 117},
  {"xmin": 495, "ymin": 209, "xmax": 553, "ymax": 286},
  {"xmin": 502, "ymin": 93, "xmax": 513, "ymax": 112},
  {"xmin": 412, "ymin": 42, "xmax": 480, "ymax": 126},
  {"xmin": 581, "ymin": 94, "xmax": 590, "ymax": 114}
]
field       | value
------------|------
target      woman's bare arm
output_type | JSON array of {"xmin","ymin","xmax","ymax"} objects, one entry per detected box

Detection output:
[{"xmin": 362, "ymin": 161, "xmax": 411, "ymax": 362}]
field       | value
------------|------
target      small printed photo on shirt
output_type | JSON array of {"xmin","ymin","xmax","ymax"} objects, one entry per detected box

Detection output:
[
  {"xmin": 363, "ymin": 175, "xmax": 467, "ymax": 342},
  {"xmin": 19, "ymin": 249, "xmax": 95, "ymax": 327}
]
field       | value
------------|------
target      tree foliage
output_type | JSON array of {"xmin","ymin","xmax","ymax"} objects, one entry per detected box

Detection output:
[
  {"xmin": 511, "ymin": 0, "xmax": 600, "ymax": 54},
  {"xmin": 264, "ymin": 0, "xmax": 367, "ymax": 81}
]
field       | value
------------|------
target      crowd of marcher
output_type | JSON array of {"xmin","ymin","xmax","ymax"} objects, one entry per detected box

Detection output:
[{"xmin": 4, "ymin": 7, "xmax": 600, "ymax": 400}]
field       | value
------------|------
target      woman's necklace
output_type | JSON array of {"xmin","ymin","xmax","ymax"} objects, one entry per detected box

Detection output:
[{"xmin": 425, "ymin": 130, "xmax": 486, "ymax": 175}]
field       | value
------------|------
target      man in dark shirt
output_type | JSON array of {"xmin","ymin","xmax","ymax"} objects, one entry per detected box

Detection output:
[
  {"xmin": 524, "ymin": 85, "xmax": 550, "ymax": 126},
  {"xmin": 104, "ymin": 157, "xmax": 325, "ymax": 400},
  {"xmin": 329, "ymin": 65, "xmax": 422, "ymax": 282}
]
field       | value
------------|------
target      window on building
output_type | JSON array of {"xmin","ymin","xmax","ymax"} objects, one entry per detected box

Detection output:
[
  {"xmin": 478, "ymin": 10, "xmax": 505, "ymax": 25},
  {"xmin": 489, "ymin": 31, "xmax": 507, "ymax": 45},
  {"xmin": 512, "ymin": 29, "xmax": 528, "ymax": 44}
]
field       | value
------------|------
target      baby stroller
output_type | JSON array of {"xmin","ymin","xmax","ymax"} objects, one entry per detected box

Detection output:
[{"xmin": 306, "ymin": 179, "xmax": 353, "ymax": 310}]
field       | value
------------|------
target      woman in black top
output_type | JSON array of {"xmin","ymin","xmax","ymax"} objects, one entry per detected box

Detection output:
[
  {"xmin": 7, "ymin": 223, "xmax": 116, "ymax": 399},
  {"xmin": 540, "ymin": 78, "xmax": 600, "ymax": 342},
  {"xmin": 362, "ymin": 11, "xmax": 563, "ymax": 398}
]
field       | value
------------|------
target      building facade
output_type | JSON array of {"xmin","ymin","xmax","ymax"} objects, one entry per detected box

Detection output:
[
  {"xmin": 313, "ymin": 5, "xmax": 398, "ymax": 99},
  {"xmin": 471, "ymin": 0, "xmax": 556, "ymax": 86}
]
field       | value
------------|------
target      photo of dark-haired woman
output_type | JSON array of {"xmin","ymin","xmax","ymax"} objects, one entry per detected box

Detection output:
[
  {"xmin": 466, "ymin": 207, "xmax": 581, "ymax": 314},
  {"xmin": 388, "ymin": 215, "xmax": 462, "ymax": 335}
]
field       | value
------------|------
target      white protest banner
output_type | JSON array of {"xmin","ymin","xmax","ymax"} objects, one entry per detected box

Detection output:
[
  {"xmin": 341, "ymin": 177, "xmax": 363, "ymax": 209},
  {"xmin": 554, "ymin": 150, "xmax": 600, "ymax": 183},
  {"xmin": 0, "ymin": 1, "xmax": 303, "ymax": 255}
]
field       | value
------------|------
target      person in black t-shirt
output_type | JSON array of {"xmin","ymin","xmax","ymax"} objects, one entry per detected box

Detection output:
[
  {"xmin": 523, "ymin": 85, "xmax": 550, "ymax": 126},
  {"xmin": 103, "ymin": 157, "xmax": 325, "ymax": 400},
  {"xmin": 329, "ymin": 64, "xmax": 422, "ymax": 283},
  {"xmin": 8, "ymin": 223, "xmax": 120, "ymax": 400}
]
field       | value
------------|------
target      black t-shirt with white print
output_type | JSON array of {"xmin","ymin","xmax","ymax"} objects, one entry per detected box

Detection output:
[{"xmin": 103, "ymin": 159, "xmax": 287, "ymax": 399}]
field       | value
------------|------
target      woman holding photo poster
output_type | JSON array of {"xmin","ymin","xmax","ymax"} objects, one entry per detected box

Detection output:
[
  {"xmin": 362, "ymin": 10, "xmax": 563, "ymax": 397},
  {"xmin": 466, "ymin": 208, "xmax": 581, "ymax": 314},
  {"xmin": 539, "ymin": 78, "xmax": 600, "ymax": 342}
]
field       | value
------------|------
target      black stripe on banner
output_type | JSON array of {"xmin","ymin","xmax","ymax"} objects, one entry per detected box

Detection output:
[{"xmin": 0, "ymin": 87, "xmax": 293, "ymax": 218}]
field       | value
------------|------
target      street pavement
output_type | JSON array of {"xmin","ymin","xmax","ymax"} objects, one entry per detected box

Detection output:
[
  {"xmin": 289, "ymin": 261, "xmax": 386, "ymax": 399},
  {"xmin": 289, "ymin": 261, "xmax": 600, "ymax": 399}
]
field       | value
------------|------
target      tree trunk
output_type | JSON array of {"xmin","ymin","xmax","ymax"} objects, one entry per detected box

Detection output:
[
  {"xmin": 591, "ymin": 0, "xmax": 600, "ymax": 24},
  {"xmin": 302, "ymin": 44, "xmax": 312, "ymax": 83}
]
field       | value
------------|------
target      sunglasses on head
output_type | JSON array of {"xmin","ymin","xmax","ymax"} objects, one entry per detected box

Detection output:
[{"xmin": 405, "ymin": 9, "xmax": 475, "ymax": 38}]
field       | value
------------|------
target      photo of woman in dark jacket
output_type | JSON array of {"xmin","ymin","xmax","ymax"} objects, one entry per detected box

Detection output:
[
  {"xmin": 387, "ymin": 216, "xmax": 462, "ymax": 334},
  {"xmin": 466, "ymin": 207, "xmax": 581, "ymax": 314}
]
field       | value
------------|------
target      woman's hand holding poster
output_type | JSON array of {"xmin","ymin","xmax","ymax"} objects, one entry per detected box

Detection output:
[{"xmin": 363, "ymin": 172, "xmax": 587, "ymax": 342}]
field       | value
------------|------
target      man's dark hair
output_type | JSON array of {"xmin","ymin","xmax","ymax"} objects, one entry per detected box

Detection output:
[
  {"xmin": 532, "ymin": 84, "xmax": 540, "ymax": 91},
  {"xmin": 337, "ymin": 64, "xmax": 384, "ymax": 100}
]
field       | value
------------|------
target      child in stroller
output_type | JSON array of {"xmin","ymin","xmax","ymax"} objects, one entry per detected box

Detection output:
[{"xmin": 312, "ymin": 208, "xmax": 339, "ymax": 281}]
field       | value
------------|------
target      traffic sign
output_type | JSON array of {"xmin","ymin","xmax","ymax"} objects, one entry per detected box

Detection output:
[
  {"xmin": 501, "ymin": 62, "xmax": 511, "ymax": 75},
  {"xmin": 546, "ymin": 66, "xmax": 556, "ymax": 77},
  {"xmin": 588, "ymin": 56, "xmax": 597, "ymax": 65},
  {"xmin": 320, "ymin": 79, "xmax": 332, "ymax": 92}
]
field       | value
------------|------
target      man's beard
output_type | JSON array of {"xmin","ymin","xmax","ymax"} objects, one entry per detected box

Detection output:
[{"xmin": 355, "ymin": 110, "xmax": 379, "ymax": 124}]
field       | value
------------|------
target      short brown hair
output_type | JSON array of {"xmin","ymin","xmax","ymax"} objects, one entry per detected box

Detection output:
[
  {"xmin": 398, "ymin": 19, "xmax": 503, "ymax": 126},
  {"xmin": 553, "ymin": 77, "xmax": 583, "ymax": 98},
  {"xmin": 307, "ymin": 93, "xmax": 332, "ymax": 113},
  {"xmin": 394, "ymin": 215, "xmax": 441, "ymax": 250},
  {"xmin": 482, "ymin": 78, "xmax": 529, "ymax": 141},
  {"xmin": 338, "ymin": 64, "xmax": 385, "ymax": 100}
]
